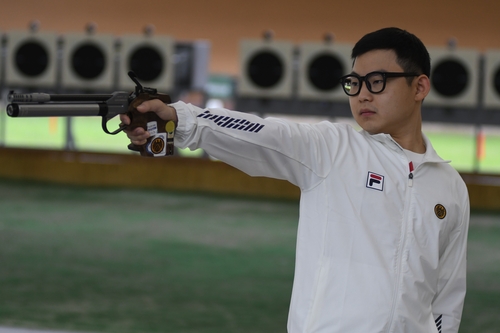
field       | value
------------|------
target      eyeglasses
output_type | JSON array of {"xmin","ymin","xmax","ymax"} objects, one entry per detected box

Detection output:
[{"xmin": 339, "ymin": 71, "xmax": 419, "ymax": 96}]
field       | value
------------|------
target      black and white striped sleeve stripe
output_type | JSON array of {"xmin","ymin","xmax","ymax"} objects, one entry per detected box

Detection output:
[{"xmin": 435, "ymin": 314, "xmax": 442, "ymax": 333}]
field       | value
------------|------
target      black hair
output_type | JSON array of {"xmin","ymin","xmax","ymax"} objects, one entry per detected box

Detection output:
[{"xmin": 351, "ymin": 27, "xmax": 431, "ymax": 82}]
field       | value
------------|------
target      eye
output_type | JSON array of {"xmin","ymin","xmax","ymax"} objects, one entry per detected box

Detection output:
[{"xmin": 369, "ymin": 75, "xmax": 384, "ymax": 84}]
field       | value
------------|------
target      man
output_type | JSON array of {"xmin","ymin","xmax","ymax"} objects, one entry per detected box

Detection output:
[{"xmin": 122, "ymin": 27, "xmax": 469, "ymax": 333}]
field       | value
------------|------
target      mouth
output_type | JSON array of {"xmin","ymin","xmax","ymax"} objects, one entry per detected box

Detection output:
[{"xmin": 359, "ymin": 109, "xmax": 376, "ymax": 116}]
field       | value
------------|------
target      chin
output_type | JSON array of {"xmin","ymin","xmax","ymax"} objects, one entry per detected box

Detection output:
[
  {"xmin": 362, "ymin": 125, "xmax": 388, "ymax": 135},
  {"xmin": 357, "ymin": 122, "xmax": 379, "ymax": 134}
]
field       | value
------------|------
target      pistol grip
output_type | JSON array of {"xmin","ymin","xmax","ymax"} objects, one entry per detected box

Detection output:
[{"xmin": 127, "ymin": 93, "xmax": 174, "ymax": 157}]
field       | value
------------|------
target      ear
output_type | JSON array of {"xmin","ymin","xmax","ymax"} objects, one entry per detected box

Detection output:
[{"xmin": 415, "ymin": 75, "xmax": 431, "ymax": 102}]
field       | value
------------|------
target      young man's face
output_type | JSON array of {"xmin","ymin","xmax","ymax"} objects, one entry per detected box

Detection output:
[{"xmin": 349, "ymin": 49, "xmax": 422, "ymax": 137}]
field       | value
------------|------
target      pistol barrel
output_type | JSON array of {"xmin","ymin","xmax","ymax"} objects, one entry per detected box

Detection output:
[
  {"xmin": 8, "ymin": 93, "xmax": 113, "ymax": 103},
  {"xmin": 7, "ymin": 103, "xmax": 103, "ymax": 117}
]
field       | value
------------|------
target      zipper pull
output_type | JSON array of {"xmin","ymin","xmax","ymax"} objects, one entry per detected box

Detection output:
[{"xmin": 408, "ymin": 161, "xmax": 414, "ymax": 187}]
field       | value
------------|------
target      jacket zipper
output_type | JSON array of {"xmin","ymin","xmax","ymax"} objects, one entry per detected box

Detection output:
[
  {"xmin": 387, "ymin": 160, "xmax": 414, "ymax": 332},
  {"xmin": 408, "ymin": 161, "xmax": 414, "ymax": 187}
]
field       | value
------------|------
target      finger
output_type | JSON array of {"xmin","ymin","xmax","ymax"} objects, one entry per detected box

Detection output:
[
  {"xmin": 128, "ymin": 134, "xmax": 148, "ymax": 145},
  {"xmin": 126, "ymin": 129, "xmax": 149, "ymax": 141},
  {"xmin": 131, "ymin": 127, "xmax": 147, "ymax": 136},
  {"xmin": 135, "ymin": 100, "xmax": 177, "ymax": 124},
  {"xmin": 131, "ymin": 138, "xmax": 147, "ymax": 146},
  {"xmin": 123, "ymin": 126, "xmax": 146, "ymax": 136},
  {"xmin": 119, "ymin": 114, "xmax": 131, "ymax": 125},
  {"xmin": 136, "ymin": 99, "xmax": 168, "ymax": 113}
]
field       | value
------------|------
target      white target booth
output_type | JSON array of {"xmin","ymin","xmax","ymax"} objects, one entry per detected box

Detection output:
[
  {"xmin": 237, "ymin": 38, "xmax": 295, "ymax": 99},
  {"xmin": 117, "ymin": 34, "xmax": 175, "ymax": 92},
  {"xmin": 483, "ymin": 49, "xmax": 500, "ymax": 110},
  {"xmin": 297, "ymin": 41, "xmax": 352, "ymax": 102},
  {"xmin": 425, "ymin": 47, "xmax": 481, "ymax": 108},
  {"xmin": 4, "ymin": 30, "xmax": 59, "ymax": 88},
  {"xmin": 60, "ymin": 32, "xmax": 116, "ymax": 91}
]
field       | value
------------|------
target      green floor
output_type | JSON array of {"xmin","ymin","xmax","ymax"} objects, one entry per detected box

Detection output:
[{"xmin": 0, "ymin": 180, "xmax": 499, "ymax": 333}]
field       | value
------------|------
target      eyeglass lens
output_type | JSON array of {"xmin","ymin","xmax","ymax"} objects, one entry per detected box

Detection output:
[{"xmin": 342, "ymin": 73, "xmax": 386, "ymax": 96}]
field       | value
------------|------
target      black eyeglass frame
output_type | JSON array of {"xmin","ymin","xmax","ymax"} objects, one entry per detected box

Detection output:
[{"xmin": 339, "ymin": 71, "xmax": 420, "ymax": 96}]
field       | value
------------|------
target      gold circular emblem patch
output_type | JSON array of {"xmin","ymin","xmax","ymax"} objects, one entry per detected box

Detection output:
[
  {"xmin": 434, "ymin": 204, "xmax": 447, "ymax": 219},
  {"xmin": 150, "ymin": 137, "xmax": 165, "ymax": 154},
  {"xmin": 165, "ymin": 120, "xmax": 175, "ymax": 133}
]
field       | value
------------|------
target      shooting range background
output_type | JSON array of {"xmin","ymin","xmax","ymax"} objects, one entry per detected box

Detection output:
[
  {"xmin": 1, "ymin": 1, "xmax": 500, "ymax": 333},
  {"xmin": 1, "ymin": 0, "xmax": 500, "ymax": 75},
  {"xmin": 0, "ymin": 0, "xmax": 499, "ymax": 207}
]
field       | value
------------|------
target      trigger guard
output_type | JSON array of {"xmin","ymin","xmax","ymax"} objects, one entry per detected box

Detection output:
[
  {"xmin": 127, "ymin": 143, "xmax": 141, "ymax": 152},
  {"xmin": 102, "ymin": 116, "xmax": 127, "ymax": 135}
]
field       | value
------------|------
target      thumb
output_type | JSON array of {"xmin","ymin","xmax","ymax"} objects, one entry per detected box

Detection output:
[
  {"xmin": 136, "ymin": 99, "xmax": 177, "ymax": 123},
  {"xmin": 135, "ymin": 99, "xmax": 164, "ymax": 113}
]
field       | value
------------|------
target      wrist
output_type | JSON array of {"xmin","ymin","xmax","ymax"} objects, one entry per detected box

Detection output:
[{"xmin": 167, "ymin": 105, "xmax": 179, "ymax": 126}]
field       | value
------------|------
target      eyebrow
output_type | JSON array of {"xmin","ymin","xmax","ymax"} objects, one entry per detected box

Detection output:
[{"xmin": 349, "ymin": 70, "xmax": 389, "ymax": 76}]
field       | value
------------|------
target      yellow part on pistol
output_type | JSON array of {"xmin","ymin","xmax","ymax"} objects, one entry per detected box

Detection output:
[{"xmin": 165, "ymin": 121, "xmax": 175, "ymax": 133}]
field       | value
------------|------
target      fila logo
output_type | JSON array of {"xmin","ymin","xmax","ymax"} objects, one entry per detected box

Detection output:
[{"xmin": 366, "ymin": 172, "xmax": 384, "ymax": 191}]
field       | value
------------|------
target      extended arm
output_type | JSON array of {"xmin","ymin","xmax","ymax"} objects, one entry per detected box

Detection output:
[{"xmin": 123, "ymin": 100, "xmax": 337, "ymax": 189}]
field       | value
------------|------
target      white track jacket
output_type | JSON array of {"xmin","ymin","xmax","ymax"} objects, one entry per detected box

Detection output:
[{"xmin": 171, "ymin": 101, "xmax": 470, "ymax": 333}]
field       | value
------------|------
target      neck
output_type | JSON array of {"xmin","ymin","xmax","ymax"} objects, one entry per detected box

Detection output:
[
  {"xmin": 390, "ymin": 107, "xmax": 426, "ymax": 153},
  {"xmin": 391, "ymin": 122, "xmax": 426, "ymax": 153},
  {"xmin": 394, "ymin": 134, "xmax": 426, "ymax": 153}
]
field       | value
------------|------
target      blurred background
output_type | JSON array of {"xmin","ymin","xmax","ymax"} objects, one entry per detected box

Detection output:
[
  {"xmin": 0, "ymin": 0, "xmax": 499, "ymax": 171},
  {"xmin": 0, "ymin": 0, "xmax": 499, "ymax": 332}
]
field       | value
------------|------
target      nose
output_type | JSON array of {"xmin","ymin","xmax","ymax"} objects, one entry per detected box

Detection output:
[{"xmin": 357, "ymin": 80, "xmax": 373, "ymax": 101}]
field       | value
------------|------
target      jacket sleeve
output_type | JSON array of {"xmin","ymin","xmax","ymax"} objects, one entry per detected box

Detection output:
[
  {"xmin": 172, "ymin": 101, "xmax": 337, "ymax": 190},
  {"xmin": 431, "ymin": 193, "xmax": 470, "ymax": 333}
]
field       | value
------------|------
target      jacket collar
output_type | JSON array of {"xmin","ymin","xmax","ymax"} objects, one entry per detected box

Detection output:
[{"xmin": 360, "ymin": 130, "xmax": 450, "ymax": 164}]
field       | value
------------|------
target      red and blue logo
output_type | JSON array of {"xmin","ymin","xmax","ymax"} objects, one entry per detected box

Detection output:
[{"xmin": 366, "ymin": 172, "xmax": 384, "ymax": 191}]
